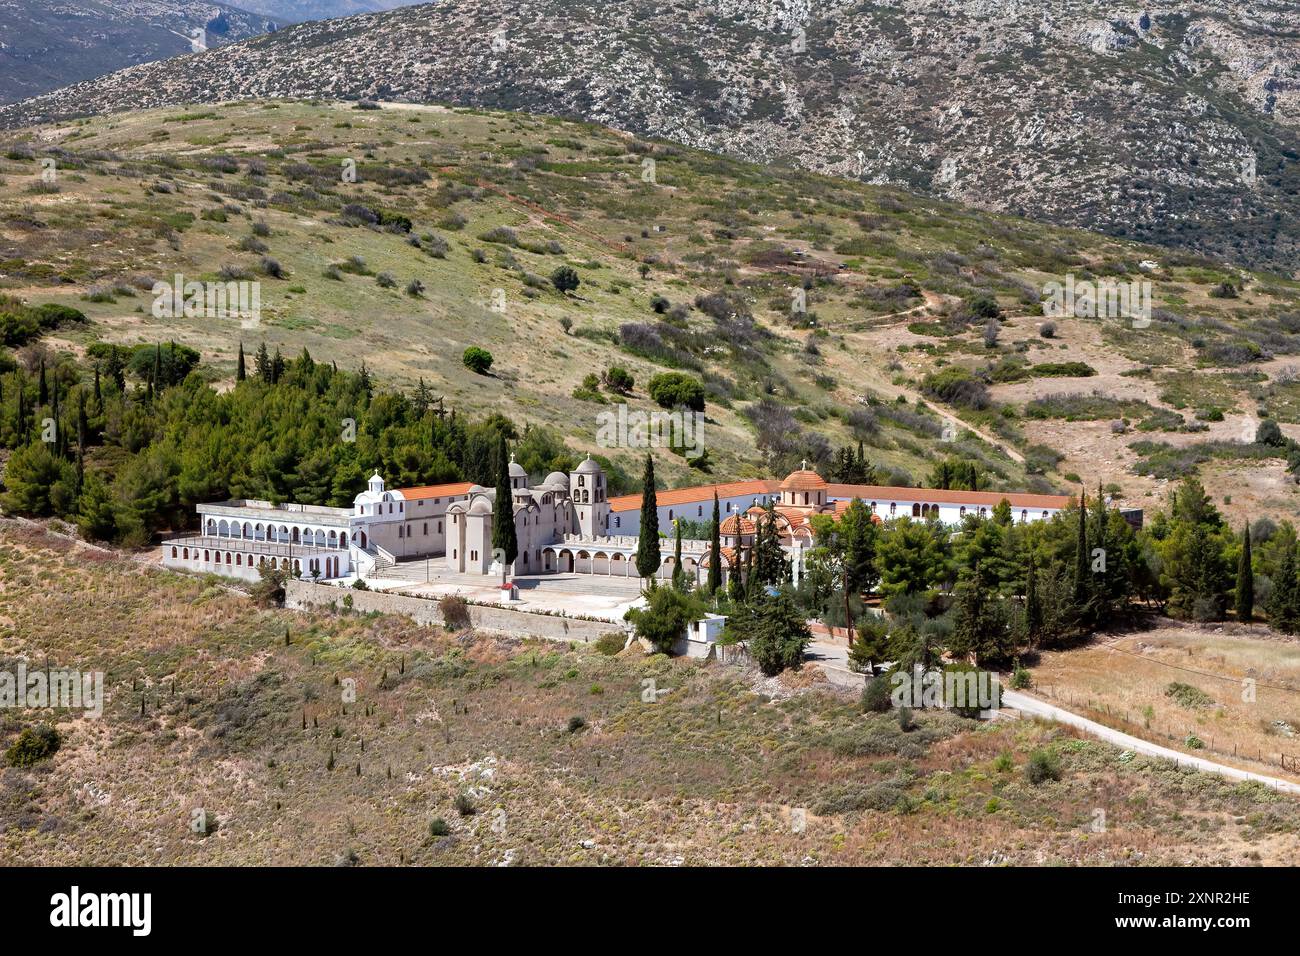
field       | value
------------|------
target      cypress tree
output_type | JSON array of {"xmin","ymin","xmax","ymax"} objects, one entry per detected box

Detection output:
[
  {"xmin": 1235, "ymin": 524, "xmax": 1254, "ymax": 623},
  {"xmin": 50, "ymin": 385, "xmax": 62, "ymax": 456},
  {"xmin": 707, "ymin": 491, "xmax": 722, "ymax": 594},
  {"xmin": 237, "ymin": 342, "xmax": 246, "ymax": 382},
  {"xmin": 728, "ymin": 545, "xmax": 745, "ymax": 602},
  {"xmin": 672, "ymin": 520, "xmax": 685, "ymax": 590},
  {"xmin": 1267, "ymin": 545, "xmax": 1299, "ymax": 634},
  {"xmin": 1024, "ymin": 550, "xmax": 1042, "ymax": 644},
  {"xmin": 635, "ymin": 453, "xmax": 660, "ymax": 579},
  {"xmin": 93, "ymin": 364, "xmax": 102, "ymax": 407},
  {"xmin": 153, "ymin": 343, "xmax": 162, "ymax": 392},
  {"xmin": 37, "ymin": 359, "xmax": 47, "ymax": 407},
  {"xmin": 1073, "ymin": 490, "xmax": 1089, "ymax": 613},
  {"xmin": 491, "ymin": 436, "xmax": 518, "ymax": 581}
]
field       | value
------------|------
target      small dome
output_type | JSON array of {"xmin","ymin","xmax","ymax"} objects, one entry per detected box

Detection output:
[
  {"xmin": 575, "ymin": 454, "xmax": 602, "ymax": 474},
  {"xmin": 544, "ymin": 471, "xmax": 568, "ymax": 488},
  {"xmin": 468, "ymin": 484, "xmax": 487, "ymax": 494},
  {"xmin": 469, "ymin": 496, "xmax": 494, "ymax": 515},
  {"xmin": 508, "ymin": 453, "xmax": 527, "ymax": 478},
  {"xmin": 720, "ymin": 514, "xmax": 756, "ymax": 535}
]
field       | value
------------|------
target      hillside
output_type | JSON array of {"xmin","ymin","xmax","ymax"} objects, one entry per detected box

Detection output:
[
  {"xmin": 2, "ymin": 0, "xmax": 1299, "ymax": 270},
  {"xmin": 0, "ymin": 522, "xmax": 1295, "ymax": 865},
  {"xmin": 2, "ymin": 101, "xmax": 1300, "ymax": 520},
  {"xmin": 0, "ymin": 0, "xmax": 277, "ymax": 105}
]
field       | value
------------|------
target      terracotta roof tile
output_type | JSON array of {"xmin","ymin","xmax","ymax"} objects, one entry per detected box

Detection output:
[
  {"xmin": 608, "ymin": 479, "xmax": 779, "ymax": 513},
  {"xmin": 825, "ymin": 483, "xmax": 1074, "ymax": 510},
  {"xmin": 396, "ymin": 481, "xmax": 476, "ymax": 501},
  {"xmin": 779, "ymin": 469, "xmax": 829, "ymax": 491}
]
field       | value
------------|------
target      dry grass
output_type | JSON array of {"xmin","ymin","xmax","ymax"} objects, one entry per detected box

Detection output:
[
  {"xmin": 1028, "ymin": 620, "xmax": 1300, "ymax": 783},
  {"xmin": 1, "ymin": 523, "xmax": 1298, "ymax": 865}
]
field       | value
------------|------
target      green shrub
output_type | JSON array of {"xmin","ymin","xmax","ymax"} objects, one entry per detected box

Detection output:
[
  {"xmin": 594, "ymin": 632, "xmax": 626, "ymax": 655},
  {"xmin": 6, "ymin": 725, "xmax": 60, "ymax": 766},
  {"xmin": 860, "ymin": 673, "xmax": 894, "ymax": 713},
  {"xmin": 462, "ymin": 346, "xmax": 493, "ymax": 375},
  {"xmin": 429, "ymin": 818, "xmax": 450, "ymax": 836},
  {"xmin": 1025, "ymin": 748, "xmax": 1061, "ymax": 785},
  {"xmin": 1165, "ymin": 681, "xmax": 1214, "ymax": 710},
  {"xmin": 647, "ymin": 372, "xmax": 705, "ymax": 412}
]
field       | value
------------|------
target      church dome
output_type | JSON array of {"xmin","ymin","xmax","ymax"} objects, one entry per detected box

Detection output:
[
  {"xmin": 469, "ymin": 495, "xmax": 494, "ymax": 515},
  {"xmin": 575, "ymin": 454, "xmax": 602, "ymax": 475},
  {"xmin": 543, "ymin": 471, "xmax": 569, "ymax": 488},
  {"xmin": 719, "ymin": 514, "xmax": 756, "ymax": 535},
  {"xmin": 779, "ymin": 466, "xmax": 827, "ymax": 492},
  {"xmin": 508, "ymin": 454, "xmax": 527, "ymax": 479}
]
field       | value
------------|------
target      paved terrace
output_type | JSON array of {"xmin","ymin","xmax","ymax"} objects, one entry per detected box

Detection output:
[{"xmin": 366, "ymin": 560, "xmax": 650, "ymax": 622}]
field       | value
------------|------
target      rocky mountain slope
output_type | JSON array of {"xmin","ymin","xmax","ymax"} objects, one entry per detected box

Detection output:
[
  {"xmin": 1, "ymin": 0, "xmax": 1298, "ymax": 271},
  {"xmin": 0, "ymin": 0, "xmax": 277, "ymax": 104}
]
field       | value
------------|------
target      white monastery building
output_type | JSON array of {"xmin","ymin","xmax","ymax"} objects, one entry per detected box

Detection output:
[{"xmin": 161, "ymin": 460, "xmax": 1085, "ymax": 587}]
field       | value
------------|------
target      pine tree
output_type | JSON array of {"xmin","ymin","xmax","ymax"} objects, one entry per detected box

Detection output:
[
  {"xmin": 635, "ymin": 454, "xmax": 660, "ymax": 580},
  {"xmin": 237, "ymin": 342, "xmax": 246, "ymax": 382},
  {"xmin": 255, "ymin": 342, "xmax": 271, "ymax": 382},
  {"xmin": 491, "ymin": 436, "xmax": 518, "ymax": 581},
  {"xmin": 707, "ymin": 491, "xmax": 722, "ymax": 594},
  {"xmin": 1236, "ymin": 524, "xmax": 1254, "ymax": 623}
]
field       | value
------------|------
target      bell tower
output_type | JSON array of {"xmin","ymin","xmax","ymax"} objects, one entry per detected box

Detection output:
[{"xmin": 570, "ymin": 456, "xmax": 609, "ymax": 536}]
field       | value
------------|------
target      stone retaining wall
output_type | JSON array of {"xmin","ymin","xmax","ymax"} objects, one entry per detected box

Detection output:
[{"xmin": 285, "ymin": 579, "xmax": 621, "ymax": 644}]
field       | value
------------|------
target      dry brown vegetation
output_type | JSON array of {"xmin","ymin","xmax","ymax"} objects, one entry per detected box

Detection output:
[
  {"xmin": 1, "ymin": 523, "xmax": 1299, "ymax": 865},
  {"xmin": 1028, "ymin": 621, "xmax": 1300, "ymax": 785}
]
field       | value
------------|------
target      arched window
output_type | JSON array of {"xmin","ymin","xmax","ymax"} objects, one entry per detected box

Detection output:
[
  {"xmin": 171, "ymin": 546, "xmax": 178, "ymax": 558},
  {"xmin": 912, "ymin": 503, "xmax": 920, "ymax": 517},
  {"xmin": 890, "ymin": 502, "xmax": 897, "ymax": 516},
  {"xmin": 1021, "ymin": 510, "xmax": 1028, "ymax": 522},
  {"xmin": 959, "ymin": 506, "xmax": 966, "ymax": 517}
]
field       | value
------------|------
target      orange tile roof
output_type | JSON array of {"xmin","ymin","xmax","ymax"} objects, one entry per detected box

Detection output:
[
  {"xmin": 780, "ymin": 468, "xmax": 828, "ymax": 491},
  {"xmin": 396, "ymin": 481, "xmax": 476, "ymax": 501},
  {"xmin": 608, "ymin": 479, "xmax": 779, "ymax": 513},
  {"xmin": 719, "ymin": 514, "xmax": 756, "ymax": 535},
  {"xmin": 825, "ymin": 483, "xmax": 1074, "ymax": 510}
]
